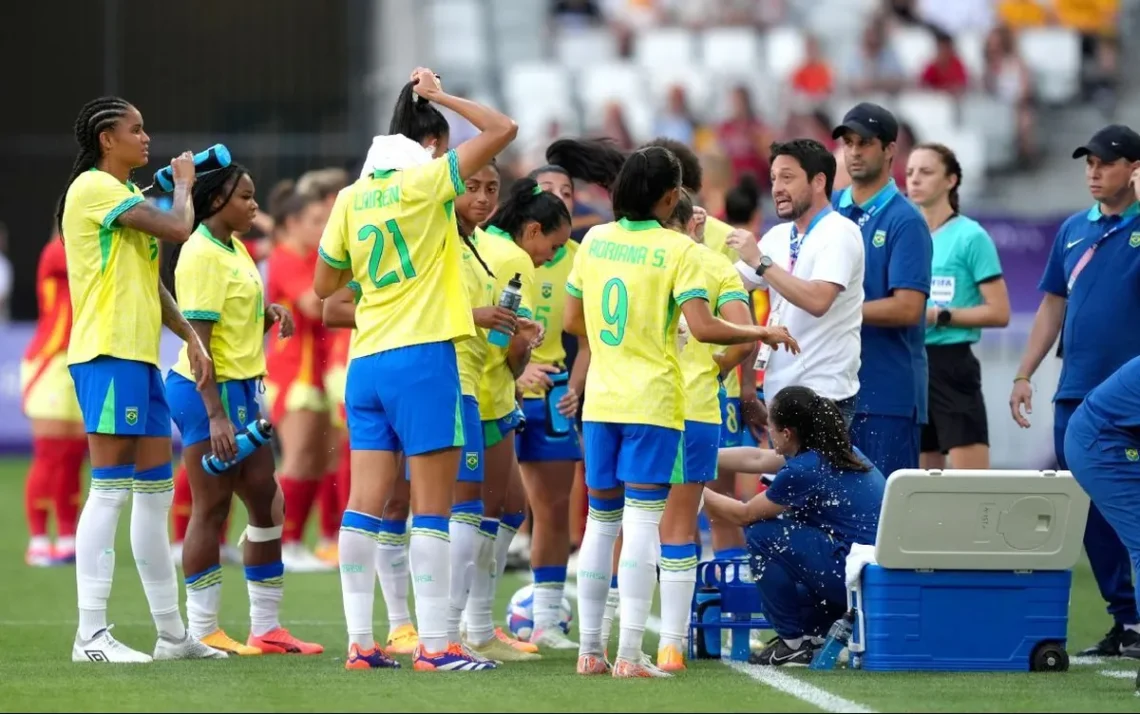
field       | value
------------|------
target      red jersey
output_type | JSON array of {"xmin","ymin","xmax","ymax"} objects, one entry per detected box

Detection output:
[
  {"xmin": 328, "ymin": 328, "xmax": 351, "ymax": 371},
  {"xmin": 23, "ymin": 238, "xmax": 72, "ymax": 362},
  {"xmin": 265, "ymin": 245, "xmax": 328, "ymax": 387}
]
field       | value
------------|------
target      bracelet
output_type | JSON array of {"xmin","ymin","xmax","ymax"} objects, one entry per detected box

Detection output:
[{"xmin": 1013, "ymin": 376, "xmax": 1031, "ymax": 384}]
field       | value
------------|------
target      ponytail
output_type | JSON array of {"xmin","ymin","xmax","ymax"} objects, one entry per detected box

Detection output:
[
  {"xmin": 770, "ymin": 386, "xmax": 870, "ymax": 473},
  {"xmin": 611, "ymin": 146, "xmax": 681, "ymax": 222},
  {"xmin": 388, "ymin": 82, "xmax": 449, "ymax": 146},
  {"xmin": 545, "ymin": 138, "xmax": 627, "ymax": 192}
]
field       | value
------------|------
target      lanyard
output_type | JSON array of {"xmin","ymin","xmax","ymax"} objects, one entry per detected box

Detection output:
[
  {"xmin": 788, "ymin": 207, "xmax": 831, "ymax": 274},
  {"xmin": 1066, "ymin": 215, "xmax": 1139, "ymax": 293}
]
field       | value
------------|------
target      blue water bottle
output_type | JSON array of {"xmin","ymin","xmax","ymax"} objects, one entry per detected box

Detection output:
[
  {"xmin": 152, "ymin": 143, "xmax": 232, "ymax": 192},
  {"xmin": 488, "ymin": 273, "xmax": 524, "ymax": 347},
  {"xmin": 545, "ymin": 371, "xmax": 572, "ymax": 436},
  {"xmin": 202, "ymin": 418, "xmax": 274, "ymax": 475},
  {"xmin": 810, "ymin": 609, "xmax": 855, "ymax": 670}
]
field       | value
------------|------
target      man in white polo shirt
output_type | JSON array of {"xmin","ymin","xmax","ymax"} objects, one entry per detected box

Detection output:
[{"xmin": 727, "ymin": 138, "xmax": 865, "ymax": 424}]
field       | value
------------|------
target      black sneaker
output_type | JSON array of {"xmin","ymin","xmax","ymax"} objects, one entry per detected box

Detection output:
[
  {"xmin": 749, "ymin": 636, "xmax": 816, "ymax": 666},
  {"xmin": 1078, "ymin": 625, "xmax": 1140, "ymax": 657}
]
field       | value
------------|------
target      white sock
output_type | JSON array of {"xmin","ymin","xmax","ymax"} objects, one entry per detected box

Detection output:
[
  {"xmin": 185, "ymin": 566, "xmax": 223, "ymax": 639},
  {"xmin": 409, "ymin": 515, "xmax": 451, "ymax": 653},
  {"xmin": 617, "ymin": 487, "xmax": 668, "ymax": 663},
  {"xmin": 465, "ymin": 518, "xmax": 499, "ymax": 645},
  {"xmin": 496, "ymin": 512, "xmax": 525, "ymax": 583},
  {"xmin": 130, "ymin": 469, "xmax": 185, "ymax": 641},
  {"xmin": 57, "ymin": 535, "xmax": 76, "ymax": 552},
  {"xmin": 659, "ymin": 542, "xmax": 698, "ymax": 650},
  {"xmin": 448, "ymin": 501, "xmax": 483, "ymax": 643},
  {"xmin": 376, "ymin": 519, "xmax": 411, "ymax": 631},
  {"xmin": 245, "ymin": 560, "xmax": 284, "ymax": 637},
  {"xmin": 531, "ymin": 566, "xmax": 568, "ymax": 631},
  {"xmin": 600, "ymin": 582, "xmax": 619, "ymax": 651},
  {"xmin": 340, "ymin": 510, "xmax": 382, "ymax": 649},
  {"xmin": 76, "ymin": 469, "xmax": 131, "ymax": 640},
  {"xmin": 576, "ymin": 495, "xmax": 624, "ymax": 656}
]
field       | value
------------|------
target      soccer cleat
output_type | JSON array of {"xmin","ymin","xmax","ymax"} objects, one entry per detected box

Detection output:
[
  {"xmin": 314, "ymin": 541, "xmax": 339, "ymax": 567},
  {"xmin": 656, "ymin": 643, "xmax": 686, "ymax": 672},
  {"xmin": 414, "ymin": 643, "xmax": 498, "ymax": 671},
  {"xmin": 72, "ymin": 626, "xmax": 152, "ymax": 663},
  {"xmin": 153, "ymin": 632, "xmax": 229, "ymax": 661},
  {"xmin": 612, "ymin": 656, "xmax": 673, "ymax": 678},
  {"xmin": 385, "ymin": 623, "xmax": 419, "ymax": 655},
  {"xmin": 576, "ymin": 653, "xmax": 611, "ymax": 675},
  {"xmin": 494, "ymin": 627, "xmax": 539, "ymax": 653},
  {"xmin": 530, "ymin": 627, "xmax": 579, "ymax": 650},
  {"xmin": 247, "ymin": 627, "xmax": 323, "ymax": 655},
  {"xmin": 345, "ymin": 642, "xmax": 401, "ymax": 670},
  {"xmin": 200, "ymin": 629, "xmax": 262, "ymax": 656},
  {"xmin": 281, "ymin": 543, "xmax": 335, "ymax": 573},
  {"xmin": 468, "ymin": 633, "xmax": 542, "ymax": 662},
  {"xmin": 749, "ymin": 637, "xmax": 816, "ymax": 667},
  {"xmin": 1077, "ymin": 624, "xmax": 1140, "ymax": 657},
  {"xmin": 26, "ymin": 543, "xmax": 53, "ymax": 567},
  {"xmin": 51, "ymin": 544, "xmax": 76, "ymax": 565}
]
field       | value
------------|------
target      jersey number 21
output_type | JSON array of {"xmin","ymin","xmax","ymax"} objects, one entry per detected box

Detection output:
[{"xmin": 358, "ymin": 220, "xmax": 416, "ymax": 288}]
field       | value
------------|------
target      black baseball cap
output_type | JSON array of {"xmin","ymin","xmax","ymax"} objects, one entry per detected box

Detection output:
[
  {"xmin": 1072, "ymin": 125, "xmax": 1140, "ymax": 162},
  {"xmin": 831, "ymin": 102, "xmax": 899, "ymax": 145}
]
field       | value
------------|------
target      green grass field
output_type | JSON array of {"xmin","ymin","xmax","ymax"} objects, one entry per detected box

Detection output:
[{"xmin": 0, "ymin": 456, "xmax": 1136, "ymax": 712}]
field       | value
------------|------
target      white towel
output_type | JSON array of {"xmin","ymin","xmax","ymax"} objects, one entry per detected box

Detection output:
[
  {"xmin": 359, "ymin": 134, "xmax": 433, "ymax": 179},
  {"xmin": 844, "ymin": 543, "xmax": 878, "ymax": 589}
]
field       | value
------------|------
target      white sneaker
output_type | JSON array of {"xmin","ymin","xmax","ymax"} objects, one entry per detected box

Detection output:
[
  {"xmin": 281, "ymin": 543, "xmax": 335, "ymax": 573},
  {"xmin": 72, "ymin": 626, "xmax": 152, "ymax": 663},
  {"xmin": 153, "ymin": 633, "xmax": 229, "ymax": 660},
  {"xmin": 531, "ymin": 628, "xmax": 579, "ymax": 650}
]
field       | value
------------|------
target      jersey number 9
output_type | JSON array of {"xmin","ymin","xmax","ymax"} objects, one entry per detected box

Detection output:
[
  {"xmin": 600, "ymin": 277, "xmax": 628, "ymax": 346},
  {"xmin": 359, "ymin": 220, "xmax": 416, "ymax": 289}
]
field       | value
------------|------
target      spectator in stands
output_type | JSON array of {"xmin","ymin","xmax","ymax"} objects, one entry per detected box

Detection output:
[
  {"xmin": 790, "ymin": 35, "xmax": 834, "ymax": 100},
  {"xmin": 1010, "ymin": 124, "xmax": 1140, "ymax": 659},
  {"xmin": 697, "ymin": 150, "xmax": 733, "ymax": 220},
  {"xmin": 550, "ymin": 0, "xmax": 604, "ymax": 29},
  {"xmin": 653, "ymin": 85, "xmax": 697, "ymax": 145},
  {"xmin": 716, "ymin": 85, "xmax": 773, "ymax": 189},
  {"xmin": 602, "ymin": 101, "xmax": 634, "ymax": 150},
  {"xmin": 843, "ymin": 20, "xmax": 907, "ymax": 95},
  {"xmin": 983, "ymin": 25, "xmax": 1037, "ymax": 163},
  {"xmin": 1054, "ymin": 0, "xmax": 1120, "ymax": 110},
  {"xmin": 919, "ymin": 29, "xmax": 969, "ymax": 96},
  {"xmin": 890, "ymin": 121, "xmax": 916, "ymax": 189},
  {"xmin": 915, "ymin": 0, "xmax": 995, "ymax": 35}
]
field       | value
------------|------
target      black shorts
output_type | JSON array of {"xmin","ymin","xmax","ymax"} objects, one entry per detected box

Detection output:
[{"xmin": 921, "ymin": 343, "xmax": 989, "ymax": 454}]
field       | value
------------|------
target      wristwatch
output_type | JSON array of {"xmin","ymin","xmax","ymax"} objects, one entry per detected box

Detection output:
[
  {"xmin": 755, "ymin": 255, "xmax": 773, "ymax": 277},
  {"xmin": 936, "ymin": 308, "xmax": 952, "ymax": 327}
]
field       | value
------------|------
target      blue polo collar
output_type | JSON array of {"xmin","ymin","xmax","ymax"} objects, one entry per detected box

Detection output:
[
  {"xmin": 838, "ymin": 179, "xmax": 900, "ymax": 217},
  {"xmin": 1087, "ymin": 201, "xmax": 1140, "ymax": 221}
]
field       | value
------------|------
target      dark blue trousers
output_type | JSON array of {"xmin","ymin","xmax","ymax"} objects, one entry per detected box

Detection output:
[
  {"xmin": 745, "ymin": 518, "xmax": 849, "ymax": 640},
  {"xmin": 1056, "ymin": 398, "xmax": 1138, "ymax": 626}
]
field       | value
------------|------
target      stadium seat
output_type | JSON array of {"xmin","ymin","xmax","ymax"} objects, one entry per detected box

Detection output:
[
  {"xmin": 645, "ymin": 64, "xmax": 716, "ymax": 123},
  {"xmin": 960, "ymin": 93, "xmax": 1017, "ymax": 170},
  {"xmin": 762, "ymin": 26, "xmax": 807, "ymax": 83},
  {"xmin": 894, "ymin": 90, "xmax": 957, "ymax": 143},
  {"xmin": 555, "ymin": 28, "xmax": 620, "ymax": 67},
  {"xmin": 700, "ymin": 27, "xmax": 763, "ymax": 75},
  {"xmin": 937, "ymin": 128, "xmax": 987, "ymax": 202},
  {"xmin": 890, "ymin": 24, "xmax": 938, "ymax": 80},
  {"xmin": 956, "ymin": 30, "xmax": 987, "ymax": 81},
  {"xmin": 577, "ymin": 62, "xmax": 655, "ymax": 141},
  {"xmin": 503, "ymin": 62, "xmax": 577, "ymax": 131},
  {"xmin": 634, "ymin": 27, "xmax": 697, "ymax": 70},
  {"xmin": 1017, "ymin": 28, "xmax": 1081, "ymax": 104}
]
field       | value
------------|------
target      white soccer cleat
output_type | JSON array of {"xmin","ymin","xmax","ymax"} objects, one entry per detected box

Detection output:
[
  {"xmin": 530, "ymin": 628, "xmax": 579, "ymax": 650},
  {"xmin": 72, "ymin": 626, "xmax": 152, "ymax": 663},
  {"xmin": 152, "ymin": 633, "xmax": 229, "ymax": 660}
]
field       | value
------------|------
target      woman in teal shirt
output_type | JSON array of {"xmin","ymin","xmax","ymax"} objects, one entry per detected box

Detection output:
[{"xmin": 906, "ymin": 143, "xmax": 1011, "ymax": 469}]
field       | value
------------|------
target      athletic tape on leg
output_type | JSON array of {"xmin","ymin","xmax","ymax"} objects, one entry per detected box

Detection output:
[{"xmin": 239, "ymin": 525, "xmax": 284, "ymax": 545}]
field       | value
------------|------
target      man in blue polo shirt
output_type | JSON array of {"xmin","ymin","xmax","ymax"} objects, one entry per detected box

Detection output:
[
  {"xmin": 1010, "ymin": 124, "xmax": 1140, "ymax": 657},
  {"xmin": 831, "ymin": 103, "xmax": 933, "ymax": 481}
]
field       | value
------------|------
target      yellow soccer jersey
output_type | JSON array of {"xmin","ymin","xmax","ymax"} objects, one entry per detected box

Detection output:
[
  {"xmin": 456, "ymin": 232, "xmax": 497, "ymax": 399},
  {"xmin": 703, "ymin": 215, "xmax": 743, "ymax": 398},
  {"xmin": 679, "ymin": 245, "xmax": 749, "ymax": 424},
  {"xmin": 172, "ymin": 225, "xmax": 266, "ymax": 382},
  {"xmin": 567, "ymin": 218, "xmax": 708, "ymax": 430},
  {"xmin": 318, "ymin": 150, "xmax": 475, "ymax": 359},
  {"xmin": 523, "ymin": 239, "xmax": 579, "ymax": 398},
  {"xmin": 476, "ymin": 226, "xmax": 537, "ymax": 421},
  {"xmin": 62, "ymin": 169, "xmax": 161, "ymax": 367}
]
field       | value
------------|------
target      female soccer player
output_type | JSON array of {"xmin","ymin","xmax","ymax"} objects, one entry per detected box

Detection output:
[
  {"xmin": 906, "ymin": 144, "xmax": 1010, "ymax": 470},
  {"xmin": 21, "ymin": 230, "xmax": 87, "ymax": 567},
  {"xmin": 57, "ymin": 96, "xmax": 220, "ymax": 662},
  {"xmin": 565, "ymin": 145, "xmax": 798, "ymax": 678},
  {"xmin": 706, "ymin": 386, "xmax": 885, "ymax": 666},
  {"xmin": 163, "ymin": 162, "xmax": 323, "ymax": 658},
  {"xmin": 265, "ymin": 186, "xmax": 335, "ymax": 573},
  {"xmin": 515, "ymin": 164, "xmax": 591, "ymax": 650},
  {"xmin": 313, "ymin": 67, "xmax": 517, "ymax": 672},
  {"xmin": 465, "ymin": 177, "xmax": 569, "ymax": 662},
  {"xmin": 659, "ymin": 190, "xmax": 753, "ymax": 672}
]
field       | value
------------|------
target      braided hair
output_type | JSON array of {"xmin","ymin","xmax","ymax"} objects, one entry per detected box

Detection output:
[
  {"xmin": 55, "ymin": 96, "xmax": 133, "ymax": 238},
  {"xmin": 161, "ymin": 163, "xmax": 248, "ymax": 299}
]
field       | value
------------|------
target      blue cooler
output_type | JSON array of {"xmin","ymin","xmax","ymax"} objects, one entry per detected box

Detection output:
[{"xmin": 848, "ymin": 469, "xmax": 1091, "ymax": 674}]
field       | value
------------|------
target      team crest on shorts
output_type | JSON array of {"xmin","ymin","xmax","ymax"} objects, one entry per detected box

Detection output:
[
  {"xmin": 466, "ymin": 452, "xmax": 479, "ymax": 470},
  {"xmin": 237, "ymin": 406, "xmax": 247, "ymax": 423},
  {"xmin": 542, "ymin": 282, "xmax": 553, "ymax": 298},
  {"xmin": 124, "ymin": 407, "xmax": 139, "ymax": 426},
  {"xmin": 1127, "ymin": 448, "xmax": 1139, "ymax": 462},
  {"xmin": 1129, "ymin": 232, "xmax": 1140, "ymax": 248},
  {"xmin": 872, "ymin": 230, "xmax": 886, "ymax": 248}
]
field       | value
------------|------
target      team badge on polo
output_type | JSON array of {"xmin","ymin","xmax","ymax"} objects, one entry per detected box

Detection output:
[{"xmin": 872, "ymin": 230, "xmax": 886, "ymax": 248}]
